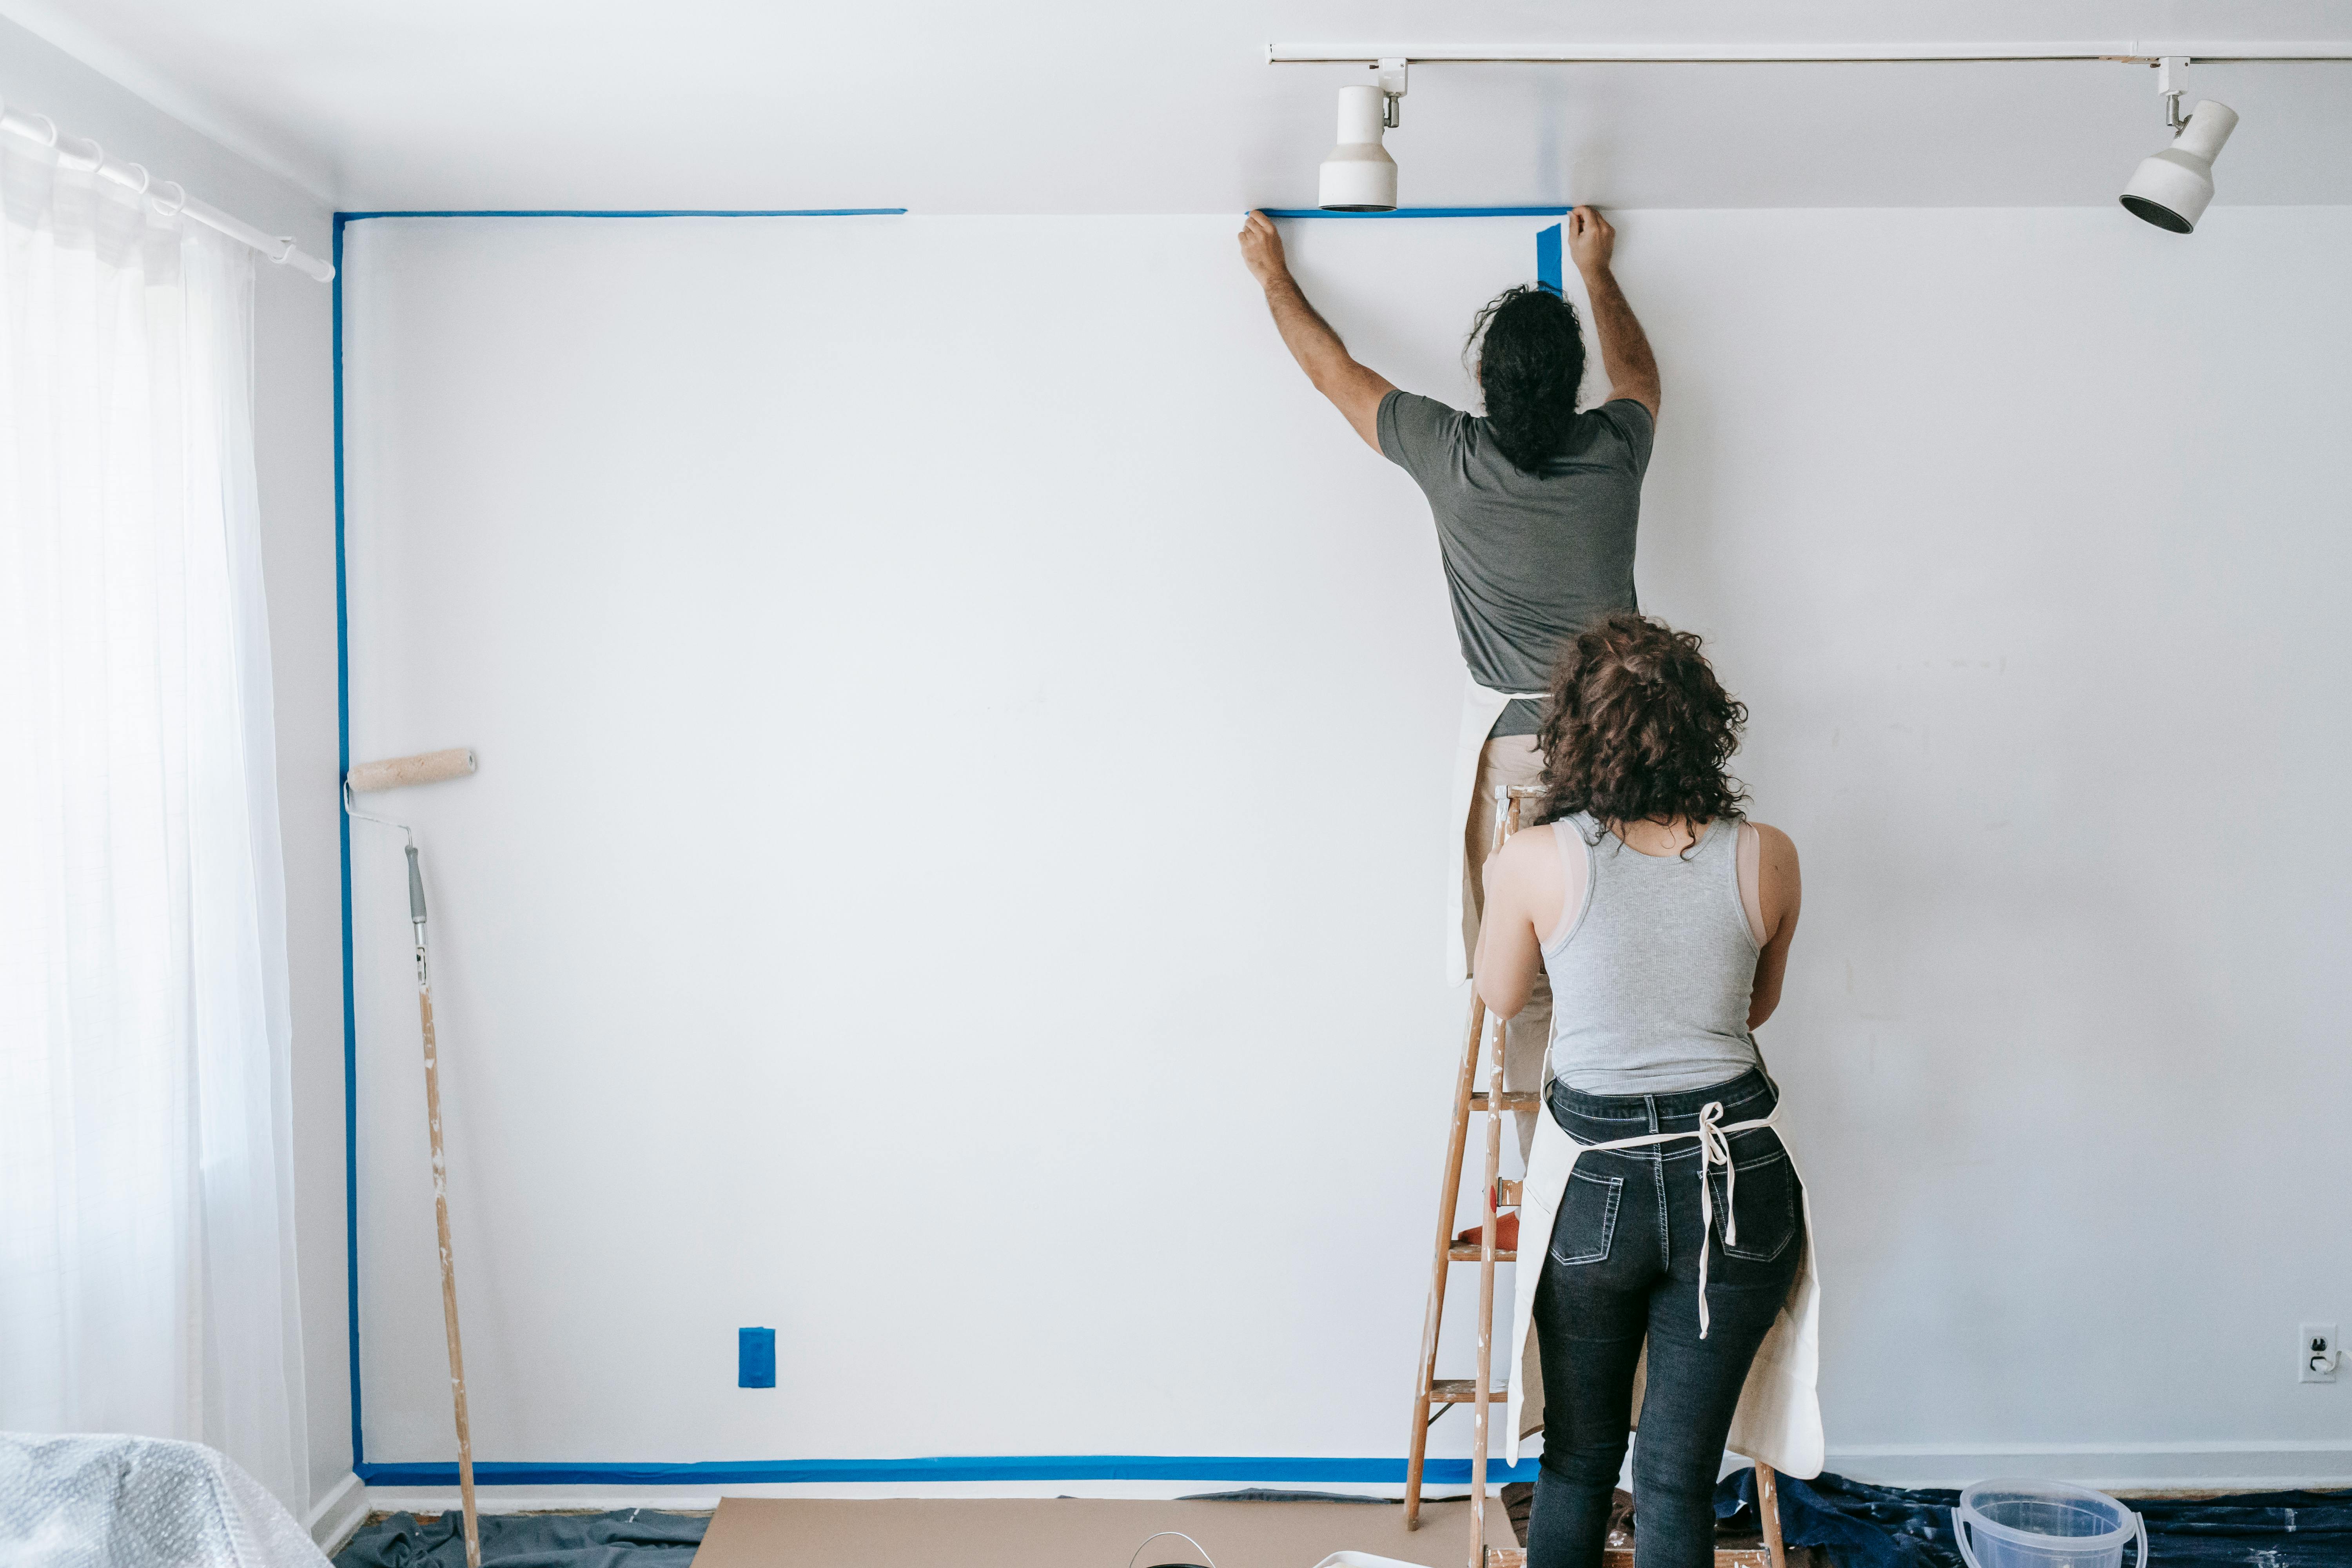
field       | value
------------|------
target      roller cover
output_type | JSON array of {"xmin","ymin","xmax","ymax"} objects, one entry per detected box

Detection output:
[{"xmin": 347, "ymin": 746, "xmax": 477, "ymax": 793}]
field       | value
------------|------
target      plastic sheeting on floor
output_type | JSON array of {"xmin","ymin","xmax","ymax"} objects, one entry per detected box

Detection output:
[
  {"xmin": 2, "ymin": 1432, "xmax": 330, "ymax": 1568},
  {"xmin": 1716, "ymin": 1470, "xmax": 2352, "ymax": 1568},
  {"xmin": 334, "ymin": 1510, "xmax": 705, "ymax": 1568}
]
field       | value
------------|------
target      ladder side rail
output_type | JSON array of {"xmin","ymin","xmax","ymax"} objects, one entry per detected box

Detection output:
[
  {"xmin": 1470, "ymin": 1008, "xmax": 1506, "ymax": 1568},
  {"xmin": 1405, "ymin": 784, "xmax": 1519, "ymax": 1528}
]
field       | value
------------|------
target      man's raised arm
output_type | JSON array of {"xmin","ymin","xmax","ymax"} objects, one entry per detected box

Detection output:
[
  {"xmin": 1238, "ymin": 210, "xmax": 1395, "ymax": 453},
  {"xmin": 1567, "ymin": 207, "xmax": 1661, "ymax": 420}
]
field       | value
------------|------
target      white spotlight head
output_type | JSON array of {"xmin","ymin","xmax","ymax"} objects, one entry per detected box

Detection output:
[
  {"xmin": 1318, "ymin": 84, "xmax": 1397, "ymax": 211},
  {"xmin": 2121, "ymin": 100, "xmax": 2238, "ymax": 233}
]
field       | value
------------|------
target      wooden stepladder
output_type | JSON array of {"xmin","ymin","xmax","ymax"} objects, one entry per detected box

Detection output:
[{"xmin": 1401, "ymin": 787, "xmax": 1790, "ymax": 1568}]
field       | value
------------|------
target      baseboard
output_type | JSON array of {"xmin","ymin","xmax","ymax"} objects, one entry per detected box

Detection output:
[
  {"xmin": 1825, "ymin": 1441, "xmax": 2352, "ymax": 1492},
  {"xmin": 307, "ymin": 1470, "xmax": 370, "ymax": 1555}
]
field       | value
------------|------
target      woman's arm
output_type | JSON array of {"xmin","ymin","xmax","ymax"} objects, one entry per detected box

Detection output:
[
  {"xmin": 1474, "ymin": 826, "xmax": 1562, "ymax": 1019},
  {"xmin": 1746, "ymin": 823, "xmax": 1803, "ymax": 1030}
]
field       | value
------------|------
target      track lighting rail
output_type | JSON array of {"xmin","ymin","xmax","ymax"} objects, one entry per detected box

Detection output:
[{"xmin": 1267, "ymin": 42, "xmax": 2352, "ymax": 66}]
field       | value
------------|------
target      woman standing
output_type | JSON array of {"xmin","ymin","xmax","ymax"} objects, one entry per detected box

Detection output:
[{"xmin": 1475, "ymin": 612, "xmax": 1820, "ymax": 1568}]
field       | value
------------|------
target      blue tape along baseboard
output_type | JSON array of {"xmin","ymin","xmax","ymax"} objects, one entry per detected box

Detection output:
[{"xmin": 354, "ymin": 1456, "xmax": 1539, "ymax": 1486}]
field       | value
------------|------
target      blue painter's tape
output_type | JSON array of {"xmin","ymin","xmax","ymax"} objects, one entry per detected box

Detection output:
[
  {"xmin": 356, "ymin": 1455, "xmax": 1539, "ymax": 1486},
  {"xmin": 328, "ymin": 200, "xmax": 1535, "ymax": 1484},
  {"xmin": 1260, "ymin": 206, "xmax": 1570, "ymax": 220},
  {"xmin": 336, "ymin": 209, "xmax": 906, "ymax": 222},
  {"xmin": 332, "ymin": 201, "xmax": 903, "ymax": 1472},
  {"xmin": 739, "ymin": 1327, "xmax": 777, "ymax": 1388},
  {"xmin": 1536, "ymin": 223, "xmax": 1563, "ymax": 294},
  {"xmin": 332, "ymin": 212, "xmax": 364, "ymax": 1475}
]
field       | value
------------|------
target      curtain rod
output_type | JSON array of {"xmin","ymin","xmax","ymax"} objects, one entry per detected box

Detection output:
[
  {"xmin": 1266, "ymin": 42, "xmax": 2352, "ymax": 65},
  {"xmin": 0, "ymin": 96, "xmax": 334, "ymax": 283}
]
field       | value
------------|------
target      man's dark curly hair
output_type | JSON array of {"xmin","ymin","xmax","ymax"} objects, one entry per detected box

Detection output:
[
  {"xmin": 1466, "ymin": 284, "xmax": 1588, "ymax": 474},
  {"xmin": 1535, "ymin": 612, "xmax": 1750, "ymax": 837}
]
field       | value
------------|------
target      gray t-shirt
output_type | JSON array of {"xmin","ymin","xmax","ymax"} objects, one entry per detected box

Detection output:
[{"xmin": 1378, "ymin": 389, "xmax": 1653, "ymax": 736}]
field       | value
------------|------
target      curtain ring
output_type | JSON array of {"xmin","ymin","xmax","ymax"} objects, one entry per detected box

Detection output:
[
  {"xmin": 151, "ymin": 180, "xmax": 189, "ymax": 219},
  {"xmin": 62, "ymin": 134, "xmax": 103, "ymax": 171},
  {"xmin": 120, "ymin": 161, "xmax": 152, "ymax": 196},
  {"xmin": 29, "ymin": 112, "xmax": 58, "ymax": 148}
]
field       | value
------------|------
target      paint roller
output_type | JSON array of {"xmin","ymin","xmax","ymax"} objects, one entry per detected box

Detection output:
[{"xmin": 344, "ymin": 746, "xmax": 483, "ymax": 1568}]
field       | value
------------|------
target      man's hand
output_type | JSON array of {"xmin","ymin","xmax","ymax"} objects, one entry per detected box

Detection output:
[
  {"xmin": 1566, "ymin": 205, "xmax": 1615, "ymax": 278},
  {"xmin": 1238, "ymin": 209, "xmax": 1394, "ymax": 453},
  {"xmin": 1566, "ymin": 206, "xmax": 1659, "ymax": 419},
  {"xmin": 1238, "ymin": 209, "xmax": 1289, "ymax": 287}
]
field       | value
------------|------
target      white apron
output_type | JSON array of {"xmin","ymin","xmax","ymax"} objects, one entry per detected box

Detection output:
[
  {"xmin": 1505, "ymin": 1096, "xmax": 1825, "ymax": 1476},
  {"xmin": 1444, "ymin": 675, "xmax": 1550, "ymax": 984}
]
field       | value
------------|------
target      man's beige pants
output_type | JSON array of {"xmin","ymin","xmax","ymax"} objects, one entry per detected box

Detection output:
[{"xmin": 1463, "ymin": 734, "xmax": 1552, "ymax": 1165}]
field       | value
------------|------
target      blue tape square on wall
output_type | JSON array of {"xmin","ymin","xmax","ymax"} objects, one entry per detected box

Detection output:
[
  {"xmin": 1537, "ymin": 223, "xmax": 1563, "ymax": 295},
  {"xmin": 739, "ymin": 1327, "xmax": 777, "ymax": 1388}
]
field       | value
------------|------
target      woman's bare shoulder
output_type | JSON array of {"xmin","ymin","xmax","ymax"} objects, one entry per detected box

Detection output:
[{"xmin": 1498, "ymin": 818, "xmax": 1568, "ymax": 864}]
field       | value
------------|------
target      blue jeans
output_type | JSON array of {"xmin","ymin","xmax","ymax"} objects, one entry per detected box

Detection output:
[{"xmin": 1528, "ymin": 1068, "xmax": 1805, "ymax": 1568}]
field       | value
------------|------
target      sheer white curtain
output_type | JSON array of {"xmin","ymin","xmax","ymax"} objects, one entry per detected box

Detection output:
[{"xmin": 0, "ymin": 141, "xmax": 310, "ymax": 1515}]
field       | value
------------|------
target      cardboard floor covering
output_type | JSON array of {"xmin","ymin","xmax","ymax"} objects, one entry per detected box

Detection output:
[{"xmin": 690, "ymin": 1495, "xmax": 1503, "ymax": 1568}]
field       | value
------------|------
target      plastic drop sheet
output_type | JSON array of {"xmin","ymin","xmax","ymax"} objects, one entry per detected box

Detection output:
[{"xmin": 0, "ymin": 1432, "xmax": 330, "ymax": 1568}]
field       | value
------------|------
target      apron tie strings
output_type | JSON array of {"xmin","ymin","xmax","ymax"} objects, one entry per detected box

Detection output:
[
  {"xmin": 1694, "ymin": 1101, "xmax": 1733, "ymax": 1339},
  {"xmin": 1567, "ymin": 1098, "xmax": 1777, "ymax": 1341}
]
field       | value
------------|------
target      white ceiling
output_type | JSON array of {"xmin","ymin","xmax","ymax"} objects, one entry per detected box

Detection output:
[{"xmin": 7, "ymin": 0, "xmax": 2352, "ymax": 213}]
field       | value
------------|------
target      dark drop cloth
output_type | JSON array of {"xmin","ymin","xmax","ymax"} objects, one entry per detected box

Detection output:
[
  {"xmin": 335, "ymin": 1510, "xmax": 705, "ymax": 1568},
  {"xmin": 1714, "ymin": 1471, "xmax": 2352, "ymax": 1568}
]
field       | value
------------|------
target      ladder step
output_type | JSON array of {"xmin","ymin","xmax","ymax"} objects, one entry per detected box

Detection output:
[
  {"xmin": 1428, "ymin": 1379, "xmax": 1509, "ymax": 1402},
  {"xmin": 1485, "ymin": 1550, "xmax": 1527, "ymax": 1568},
  {"xmin": 1468, "ymin": 1091, "xmax": 1538, "ymax": 1112},
  {"xmin": 1447, "ymin": 1243, "xmax": 1518, "ymax": 1261}
]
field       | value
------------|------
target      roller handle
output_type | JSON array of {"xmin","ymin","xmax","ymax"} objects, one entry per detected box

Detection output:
[{"xmin": 406, "ymin": 844, "xmax": 428, "ymax": 925}]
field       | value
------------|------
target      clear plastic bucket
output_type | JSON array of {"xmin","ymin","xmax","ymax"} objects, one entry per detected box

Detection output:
[{"xmin": 1954, "ymin": 1480, "xmax": 2147, "ymax": 1568}]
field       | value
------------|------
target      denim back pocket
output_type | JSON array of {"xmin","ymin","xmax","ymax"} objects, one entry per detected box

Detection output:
[
  {"xmin": 1708, "ymin": 1149, "xmax": 1800, "ymax": 1263},
  {"xmin": 1548, "ymin": 1167, "xmax": 1626, "ymax": 1266}
]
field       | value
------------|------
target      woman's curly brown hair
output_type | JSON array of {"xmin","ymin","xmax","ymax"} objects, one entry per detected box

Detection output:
[{"xmin": 1535, "ymin": 612, "xmax": 1749, "ymax": 838}]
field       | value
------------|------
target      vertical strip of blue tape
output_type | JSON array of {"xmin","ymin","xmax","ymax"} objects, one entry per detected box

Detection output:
[
  {"xmin": 1536, "ymin": 223, "xmax": 1563, "ymax": 295},
  {"xmin": 739, "ymin": 1327, "xmax": 777, "ymax": 1388},
  {"xmin": 332, "ymin": 212, "xmax": 364, "ymax": 1475}
]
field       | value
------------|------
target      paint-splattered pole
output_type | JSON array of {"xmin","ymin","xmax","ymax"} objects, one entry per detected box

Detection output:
[{"xmin": 410, "ymin": 843, "xmax": 480, "ymax": 1568}]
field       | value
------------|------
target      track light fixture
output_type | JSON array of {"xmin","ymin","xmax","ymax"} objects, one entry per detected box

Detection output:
[
  {"xmin": 2120, "ymin": 57, "xmax": 2238, "ymax": 232},
  {"xmin": 1279, "ymin": 44, "xmax": 2352, "ymax": 230},
  {"xmin": 1318, "ymin": 58, "xmax": 1408, "ymax": 211}
]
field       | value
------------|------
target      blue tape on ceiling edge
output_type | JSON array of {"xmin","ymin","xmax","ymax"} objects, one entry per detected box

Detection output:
[
  {"xmin": 1261, "ymin": 206, "xmax": 1570, "ymax": 220},
  {"xmin": 336, "ymin": 209, "xmax": 907, "ymax": 222},
  {"xmin": 356, "ymin": 1456, "xmax": 1540, "ymax": 1486},
  {"xmin": 1537, "ymin": 223, "xmax": 1563, "ymax": 294}
]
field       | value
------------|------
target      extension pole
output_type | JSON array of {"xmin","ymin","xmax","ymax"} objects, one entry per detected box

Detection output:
[{"xmin": 409, "ymin": 844, "xmax": 480, "ymax": 1568}]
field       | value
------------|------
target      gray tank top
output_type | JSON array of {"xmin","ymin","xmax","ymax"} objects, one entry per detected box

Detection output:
[{"xmin": 1541, "ymin": 812, "xmax": 1764, "ymax": 1094}]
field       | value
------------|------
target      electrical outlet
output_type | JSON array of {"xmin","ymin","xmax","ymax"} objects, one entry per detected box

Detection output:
[
  {"xmin": 739, "ymin": 1326, "xmax": 777, "ymax": 1388},
  {"xmin": 2299, "ymin": 1322, "xmax": 2338, "ymax": 1384}
]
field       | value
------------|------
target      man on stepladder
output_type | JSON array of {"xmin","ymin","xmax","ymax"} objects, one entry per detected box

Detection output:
[{"xmin": 1237, "ymin": 205, "xmax": 1662, "ymax": 1233}]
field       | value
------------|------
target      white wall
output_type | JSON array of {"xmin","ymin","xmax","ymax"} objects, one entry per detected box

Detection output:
[
  {"xmin": 0, "ymin": 18, "xmax": 354, "ymax": 1531},
  {"xmin": 340, "ymin": 207, "xmax": 2352, "ymax": 1493}
]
